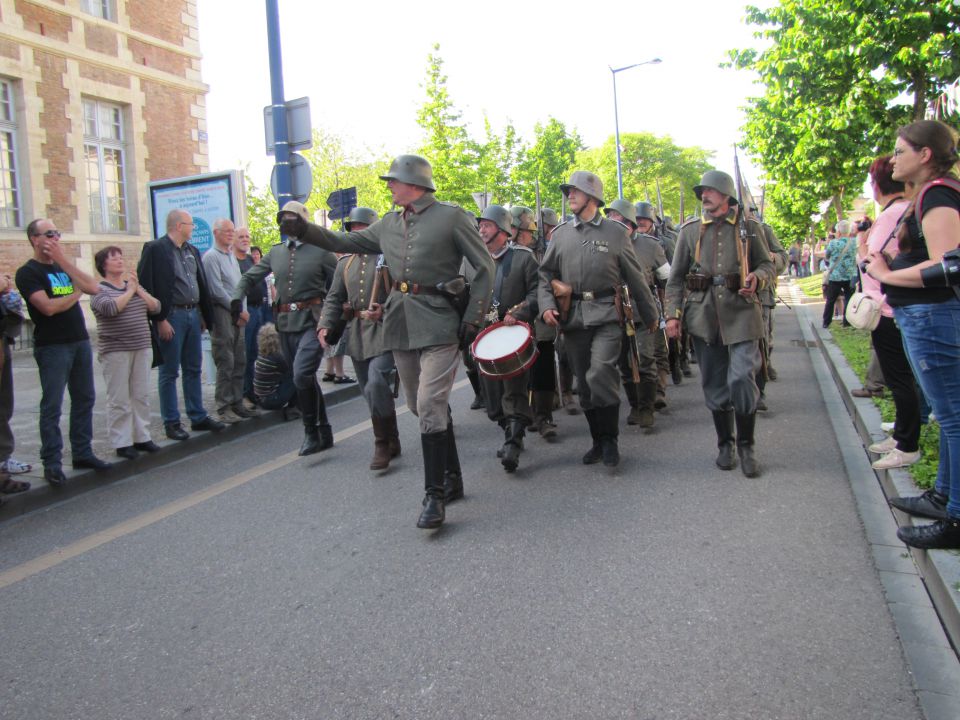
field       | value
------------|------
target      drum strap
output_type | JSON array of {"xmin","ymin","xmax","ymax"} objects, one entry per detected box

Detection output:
[{"xmin": 492, "ymin": 249, "xmax": 514, "ymax": 309}]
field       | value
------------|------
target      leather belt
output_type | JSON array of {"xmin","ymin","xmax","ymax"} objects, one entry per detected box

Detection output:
[
  {"xmin": 173, "ymin": 303, "xmax": 197, "ymax": 310},
  {"xmin": 570, "ymin": 288, "xmax": 616, "ymax": 301},
  {"xmin": 277, "ymin": 296, "xmax": 324, "ymax": 313},
  {"xmin": 392, "ymin": 280, "xmax": 444, "ymax": 296}
]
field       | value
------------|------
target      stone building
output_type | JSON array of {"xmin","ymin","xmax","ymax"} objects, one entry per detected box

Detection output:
[{"xmin": 0, "ymin": 0, "xmax": 208, "ymax": 275}]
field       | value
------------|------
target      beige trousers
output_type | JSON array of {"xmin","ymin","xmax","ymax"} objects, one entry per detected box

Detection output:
[
  {"xmin": 393, "ymin": 344, "xmax": 460, "ymax": 433},
  {"xmin": 100, "ymin": 347, "xmax": 153, "ymax": 448}
]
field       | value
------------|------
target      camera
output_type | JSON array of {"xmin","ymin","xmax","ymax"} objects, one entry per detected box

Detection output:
[
  {"xmin": 856, "ymin": 218, "xmax": 873, "ymax": 232},
  {"xmin": 920, "ymin": 248, "xmax": 960, "ymax": 288}
]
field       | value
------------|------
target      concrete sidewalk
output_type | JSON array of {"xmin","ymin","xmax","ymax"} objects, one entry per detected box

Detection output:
[{"xmin": 0, "ymin": 332, "xmax": 361, "ymax": 516}]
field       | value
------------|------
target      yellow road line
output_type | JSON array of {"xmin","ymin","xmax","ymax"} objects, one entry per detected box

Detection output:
[{"xmin": 0, "ymin": 378, "xmax": 470, "ymax": 590}]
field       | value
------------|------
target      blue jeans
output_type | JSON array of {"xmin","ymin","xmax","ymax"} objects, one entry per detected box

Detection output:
[
  {"xmin": 894, "ymin": 298, "xmax": 960, "ymax": 518},
  {"xmin": 157, "ymin": 307, "xmax": 208, "ymax": 424},
  {"xmin": 243, "ymin": 304, "xmax": 268, "ymax": 401},
  {"xmin": 34, "ymin": 340, "xmax": 95, "ymax": 469}
]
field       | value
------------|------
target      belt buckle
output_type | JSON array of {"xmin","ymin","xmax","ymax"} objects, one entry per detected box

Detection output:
[
  {"xmin": 289, "ymin": 302, "xmax": 299, "ymax": 311},
  {"xmin": 399, "ymin": 281, "xmax": 409, "ymax": 293},
  {"xmin": 582, "ymin": 291, "xmax": 595, "ymax": 301}
]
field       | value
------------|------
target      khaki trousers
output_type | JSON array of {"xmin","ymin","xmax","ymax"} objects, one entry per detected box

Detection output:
[
  {"xmin": 393, "ymin": 344, "xmax": 460, "ymax": 433},
  {"xmin": 100, "ymin": 347, "xmax": 153, "ymax": 448}
]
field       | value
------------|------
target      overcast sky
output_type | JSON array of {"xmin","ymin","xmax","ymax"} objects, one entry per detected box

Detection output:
[{"xmin": 197, "ymin": 0, "xmax": 772, "ymax": 197}]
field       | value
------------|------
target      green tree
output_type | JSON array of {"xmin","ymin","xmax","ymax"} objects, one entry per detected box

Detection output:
[
  {"xmin": 729, "ymin": 0, "xmax": 960, "ymax": 239},
  {"xmin": 574, "ymin": 133, "xmax": 713, "ymax": 221},
  {"xmin": 415, "ymin": 44, "xmax": 480, "ymax": 208},
  {"xmin": 514, "ymin": 117, "xmax": 584, "ymax": 211},
  {"xmin": 243, "ymin": 172, "xmax": 279, "ymax": 251}
]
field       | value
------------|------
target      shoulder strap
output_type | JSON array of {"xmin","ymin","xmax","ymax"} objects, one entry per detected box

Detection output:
[{"xmin": 916, "ymin": 177, "xmax": 960, "ymax": 223}]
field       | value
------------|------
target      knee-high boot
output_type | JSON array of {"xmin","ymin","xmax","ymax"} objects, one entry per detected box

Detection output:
[
  {"xmin": 712, "ymin": 409, "xmax": 736, "ymax": 470},
  {"xmin": 444, "ymin": 419, "xmax": 464, "ymax": 503},
  {"xmin": 297, "ymin": 385, "xmax": 320, "ymax": 456},
  {"xmin": 736, "ymin": 412, "xmax": 761, "ymax": 478},
  {"xmin": 417, "ymin": 431, "xmax": 447, "ymax": 529}
]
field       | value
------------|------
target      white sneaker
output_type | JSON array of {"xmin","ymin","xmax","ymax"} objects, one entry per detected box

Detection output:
[
  {"xmin": 881, "ymin": 422, "xmax": 895, "ymax": 433},
  {"xmin": 1, "ymin": 458, "xmax": 32, "ymax": 474},
  {"xmin": 868, "ymin": 436, "xmax": 897, "ymax": 454},
  {"xmin": 872, "ymin": 448, "xmax": 921, "ymax": 470}
]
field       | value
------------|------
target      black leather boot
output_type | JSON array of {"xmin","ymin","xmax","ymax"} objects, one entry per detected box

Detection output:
[
  {"xmin": 735, "ymin": 412, "xmax": 760, "ymax": 478},
  {"xmin": 496, "ymin": 420, "xmax": 509, "ymax": 459},
  {"xmin": 444, "ymin": 420, "xmax": 464, "ymax": 503},
  {"xmin": 533, "ymin": 391, "xmax": 558, "ymax": 439},
  {"xmin": 582, "ymin": 409, "xmax": 602, "ymax": 465},
  {"xmin": 417, "ymin": 430, "xmax": 447, "ymax": 529},
  {"xmin": 637, "ymin": 382, "xmax": 657, "ymax": 429},
  {"xmin": 385, "ymin": 412, "xmax": 402, "ymax": 458},
  {"xmin": 712, "ymin": 409, "xmax": 736, "ymax": 470},
  {"xmin": 624, "ymin": 383, "xmax": 642, "ymax": 425},
  {"xmin": 897, "ymin": 517, "xmax": 960, "ymax": 550},
  {"xmin": 599, "ymin": 405, "xmax": 620, "ymax": 467},
  {"xmin": 501, "ymin": 419, "xmax": 526, "ymax": 473},
  {"xmin": 467, "ymin": 370, "xmax": 485, "ymax": 410},
  {"xmin": 315, "ymin": 385, "xmax": 333, "ymax": 451},
  {"xmin": 297, "ymin": 386, "xmax": 321, "ymax": 456}
]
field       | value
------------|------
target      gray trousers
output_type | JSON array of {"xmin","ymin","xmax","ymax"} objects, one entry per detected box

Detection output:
[
  {"xmin": 210, "ymin": 306, "xmax": 246, "ymax": 414},
  {"xmin": 761, "ymin": 304, "xmax": 775, "ymax": 362},
  {"xmin": 393, "ymin": 343, "xmax": 460, "ymax": 433},
  {"xmin": 279, "ymin": 326, "xmax": 324, "ymax": 389},
  {"xmin": 618, "ymin": 326, "xmax": 657, "ymax": 385},
  {"xmin": 692, "ymin": 336, "xmax": 761, "ymax": 415},
  {"xmin": 480, "ymin": 369, "xmax": 533, "ymax": 425},
  {"xmin": 866, "ymin": 346, "xmax": 885, "ymax": 391},
  {"xmin": 354, "ymin": 351, "xmax": 397, "ymax": 418},
  {"xmin": 564, "ymin": 323, "xmax": 622, "ymax": 410}
]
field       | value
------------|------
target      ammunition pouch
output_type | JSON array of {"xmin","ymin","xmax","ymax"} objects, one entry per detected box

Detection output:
[
  {"xmin": 550, "ymin": 279, "xmax": 573, "ymax": 323},
  {"xmin": 723, "ymin": 273, "xmax": 742, "ymax": 292},
  {"xmin": 685, "ymin": 273, "xmax": 711, "ymax": 291},
  {"xmin": 341, "ymin": 304, "xmax": 356, "ymax": 322}
]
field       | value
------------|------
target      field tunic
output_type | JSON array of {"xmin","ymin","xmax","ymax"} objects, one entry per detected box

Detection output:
[{"xmin": 302, "ymin": 193, "xmax": 494, "ymax": 351}]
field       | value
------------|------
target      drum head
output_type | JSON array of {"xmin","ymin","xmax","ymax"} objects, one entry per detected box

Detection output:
[{"xmin": 474, "ymin": 324, "xmax": 530, "ymax": 361}]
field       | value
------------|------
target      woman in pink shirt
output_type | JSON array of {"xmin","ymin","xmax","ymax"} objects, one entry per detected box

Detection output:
[{"xmin": 855, "ymin": 156, "xmax": 920, "ymax": 471}]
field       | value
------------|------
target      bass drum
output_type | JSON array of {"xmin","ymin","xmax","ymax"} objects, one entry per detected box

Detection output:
[{"xmin": 471, "ymin": 320, "xmax": 539, "ymax": 380}]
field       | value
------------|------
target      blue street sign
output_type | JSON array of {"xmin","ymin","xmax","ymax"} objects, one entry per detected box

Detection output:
[{"xmin": 327, "ymin": 187, "xmax": 358, "ymax": 220}]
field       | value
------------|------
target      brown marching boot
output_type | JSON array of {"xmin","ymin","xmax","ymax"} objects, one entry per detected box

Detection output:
[
  {"xmin": 369, "ymin": 416, "xmax": 392, "ymax": 470},
  {"xmin": 533, "ymin": 390, "xmax": 558, "ymax": 440}
]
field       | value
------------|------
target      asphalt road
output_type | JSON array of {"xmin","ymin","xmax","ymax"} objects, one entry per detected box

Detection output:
[{"xmin": 0, "ymin": 309, "xmax": 923, "ymax": 720}]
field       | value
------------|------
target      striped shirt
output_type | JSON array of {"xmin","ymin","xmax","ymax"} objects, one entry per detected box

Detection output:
[
  {"xmin": 253, "ymin": 353, "xmax": 290, "ymax": 400},
  {"xmin": 91, "ymin": 281, "xmax": 152, "ymax": 354}
]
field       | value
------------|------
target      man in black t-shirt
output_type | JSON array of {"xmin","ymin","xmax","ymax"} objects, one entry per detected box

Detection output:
[{"xmin": 15, "ymin": 219, "xmax": 111, "ymax": 486}]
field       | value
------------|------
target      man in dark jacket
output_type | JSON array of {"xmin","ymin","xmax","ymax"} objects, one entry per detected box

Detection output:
[{"xmin": 137, "ymin": 209, "xmax": 224, "ymax": 441}]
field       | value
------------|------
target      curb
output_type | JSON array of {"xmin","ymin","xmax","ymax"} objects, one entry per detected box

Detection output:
[
  {"xmin": 0, "ymin": 381, "xmax": 362, "ymax": 521},
  {"xmin": 800, "ymin": 305, "xmax": 960, "ymax": 719}
]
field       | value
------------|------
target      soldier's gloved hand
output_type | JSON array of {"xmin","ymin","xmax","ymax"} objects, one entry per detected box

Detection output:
[
  {"xmin": 230, "ymin": 298, "xmax": 243, "ymax": 325},
  {"xmin": 278, "ymin": 212, "xmax": 307, "ymax": 239},
  {"xmin": 458, "ymin": 321, "xmax": 480, "ymax": 349}
]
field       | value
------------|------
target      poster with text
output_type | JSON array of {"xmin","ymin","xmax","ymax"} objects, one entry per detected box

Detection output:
[{"xmin": 148, "ymin": 171, "xmax": 244, "ymax": 254}]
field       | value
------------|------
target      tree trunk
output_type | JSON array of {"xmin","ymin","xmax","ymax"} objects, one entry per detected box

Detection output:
[{"xmin": 913, "ymin": 74, "xmax": 928, "ymax": 121}]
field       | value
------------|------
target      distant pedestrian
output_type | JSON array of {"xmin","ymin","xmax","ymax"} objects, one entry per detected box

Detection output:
[
  {"xmin": 91, "ymin": 246, "xmax": 162, "ymax": 460},
  {"xmin": 235, "ymin": 229, "xmax": 269, "ymax": 409},
  {"xmin": 16, "ymin": 219, "xmax": 111, "ymax": 486},
  {"xmin": 0, "ymin": 272, "xmax": 29, "ymax": 497}
]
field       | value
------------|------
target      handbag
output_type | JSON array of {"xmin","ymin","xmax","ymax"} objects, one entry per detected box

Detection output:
[{"xmin": 844, "ymin": 291, "xmax": 881, "ymax": 330}]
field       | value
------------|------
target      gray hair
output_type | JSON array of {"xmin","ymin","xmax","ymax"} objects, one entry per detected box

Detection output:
[{"xmin": 835, "ymin": 219, "xmax": 852, "ymax": 236}]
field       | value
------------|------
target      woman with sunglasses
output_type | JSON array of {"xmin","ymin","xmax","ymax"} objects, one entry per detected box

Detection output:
[{"xmin": 865, "ymin": 119, "xmax": 960, "ymax": 549}]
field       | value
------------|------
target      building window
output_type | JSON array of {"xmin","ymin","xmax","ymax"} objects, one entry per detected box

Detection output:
[
  {"xmin": 81, "ymin": 0, "xmax": 115, "ymax": 21},
  {"xmin": 83, "ymin": 98, "xmax": 128, "ymax": 233},
  {"xmin": 0, "ymin": 80, "xmax": 21, "ymax": 228}
]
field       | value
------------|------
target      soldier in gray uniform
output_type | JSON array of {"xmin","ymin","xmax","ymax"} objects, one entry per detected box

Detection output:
[
  {"xmin": 318, "ymin": 207, "xmax": 402, "ymax": 472},
  {"xmin": 664, "ymin": 170, "xmax": 776, "ymax": 477},
  {"xmin": 280, "ymin": 155, "xmax": 494, "ymax": 530},
  {"xmin": 475, "ymin": 204, "xmax": 539, "ymax": 473},
  {"xmin": 604, "ymin": 199, "xmax": 670, "ymax": 429},
  {"xmin": 636, "ymin": 201, "xmax": 673, "ymax": 407},
  {"xmin": 232, "ymin": 201, "xmax": 338, "ymax": 456},
  {"xmin": 753, "ymin": 210, "xmax": 788, "ymax": 411},
  {"xmin": 539, "ymin": 172, "xmax": 658, "ymax": 467}
]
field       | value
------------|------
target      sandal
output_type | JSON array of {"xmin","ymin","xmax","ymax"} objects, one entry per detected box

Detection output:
[
  {"xmin": 0, "ymin": 476, "xmax": 31, "ymax": 494},
  {"xmin": 333, "ymin": 375, "xmax": 356, "ymax": 384},
  {"xmin": 321, "ymin": 373, "xmax": 336, "ymax": 382}
]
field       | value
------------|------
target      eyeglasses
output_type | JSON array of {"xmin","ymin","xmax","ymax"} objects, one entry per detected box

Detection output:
[
  {"xmin": 32, "ymin": 230, "xmax": 61, "ymax": 239},
  {"xmin": 178, "ymin": 221, "xmax": 195, "ymax": 227}
]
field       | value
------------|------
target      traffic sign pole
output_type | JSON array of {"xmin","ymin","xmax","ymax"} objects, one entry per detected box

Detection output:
[{"xmin": 265, "ymin": 0, "xmax": 292, "ymax": 211}]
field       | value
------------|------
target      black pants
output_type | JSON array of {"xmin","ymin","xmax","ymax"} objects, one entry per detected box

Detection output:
[
  {"xmin": 823, "ymin": 280, "xmax": 854, "ymax": 327},
  {"xmin": 872, "ymin": 315, "xmax": 921, "ymax": 452},
  {"xmin": 529, "ymin": 341, "xmax": 556, "ymax": 392}
]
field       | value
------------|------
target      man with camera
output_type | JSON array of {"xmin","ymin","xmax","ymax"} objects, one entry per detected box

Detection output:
[{"xmin": 664, "ymin": 170, "xmax": 775, "ymax": 477}]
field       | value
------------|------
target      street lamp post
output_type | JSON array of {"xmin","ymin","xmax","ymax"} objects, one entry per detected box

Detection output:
[{"xmin": 610, "ymin": 58, "xmax": 662, "ymax": 199}]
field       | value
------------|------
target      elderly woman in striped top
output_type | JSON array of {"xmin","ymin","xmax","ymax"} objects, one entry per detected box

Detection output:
[{"xmin": 91, "ymin": 246, "xmax": 162, "ymax": 460}]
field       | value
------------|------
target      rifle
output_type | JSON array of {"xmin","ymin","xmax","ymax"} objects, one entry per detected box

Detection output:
[
  {"xmin": 535, "ymin": 179, "xmax": 545, "ymax": 251},
  {"xmin": 733, "ymin": 145, "xmax": 752, "ymax": 289},
  {"xmin": 678, "ymin": 184, "xmax": 685, "ymax": 224},
  {"xmin": 620, "ymin": 285, "xmax": 642, "ymax": 384},
  {"xmin": 656, "ymin": 178, "xmax": 665, "ymax": 226}
]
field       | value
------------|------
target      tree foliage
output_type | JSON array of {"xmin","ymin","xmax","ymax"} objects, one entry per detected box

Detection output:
[{"xmin": 729, "ymin": 0, "xmax": 960, "ymax": 241}]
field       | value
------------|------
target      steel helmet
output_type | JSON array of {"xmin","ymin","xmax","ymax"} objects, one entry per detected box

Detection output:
[
  {"xmin": 541, "ymin": 207, "xmax": 559, "ymax": 226},
  {"xmin": 605, "ymin": 198, "xmax": 638, "ymax": 228},
  {"xmin": 378, "ymin": 154, "xmax": 436, "ymax": 191},
  {"xmin": 559, "ymin": 171, "xmax": 605, "ymax": 207},
  {"xmin": 693, "ymin": 170, "xmax": 738, "ymax": 204},
  {"xmin": 344, "ymin": 206, "xmax": 379, "ymax": 230},
  {"xmin": 276, "ymin": 200, "xmax": 310, "ymax": 225},
  {"xmin": 634, "ymin": 201, "xmax": 657, "ymax": 223},
  {"xmin": 479, "ymin": 204, "xmax": 512, "ymax": 236},
  {"xmin": 510, "ymin": 205, "xmax": 537, "ymax": 232}
]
